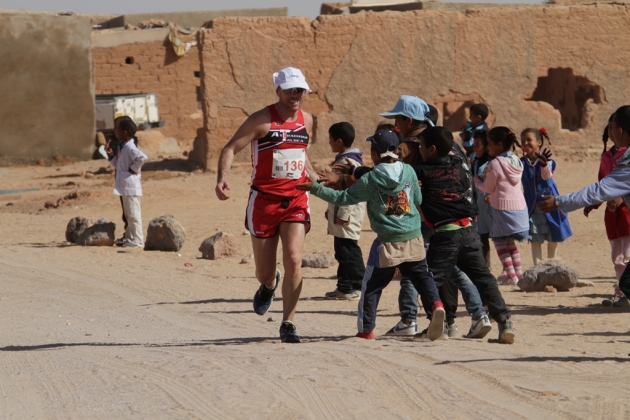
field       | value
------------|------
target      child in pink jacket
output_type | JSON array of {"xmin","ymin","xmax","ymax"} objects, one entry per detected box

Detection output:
[{"xmin": 475, "ymin": 127, "xmax": 530, "ymax": 285}]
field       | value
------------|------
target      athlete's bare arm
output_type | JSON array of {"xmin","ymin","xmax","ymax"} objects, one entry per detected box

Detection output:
[
  {"xmin": 216, "ymin": 109, "xmax": 271, "ymax": 200},
  {"xmin": 302, "ymin": 111, "xmax": 319, "ymax": 182}
]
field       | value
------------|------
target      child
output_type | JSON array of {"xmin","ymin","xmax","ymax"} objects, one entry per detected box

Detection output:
[
  {"xmin": 110, "ymin": 116, "xmax": 139, "ymax": 245},
  {"xmin": 521, "ymin": 128, "xmax": 573, "ymax": 264},
  {"xmin": 296, "ymin": 128, "xmax": 446, "ymax": 340},
  {"xmin": 474, "ymin": 127, "xmax": 530, "ymax": 285},
  {"xmin": 471, "ymin": 130, "xmax": 493, "ymax": 268},
  {"xmin": 540, "ymin": 105, "xmax": 630, "ymax": 307},
  {"xmin": 584, "ymin": 114, "xmax": 630, "ymax": 305},
  {"xmin": 324, "ymin": 122, "xmax": 367, "ymax": 300},
  {"xmin": 460, "ymin": 103, "xmax": 490, "ymax": 158},
  {"xmin": 415, "ymin": 126, "xmax": 514, "ymax": 343},
  {"xmin": 106, "ymin": 118, "xmax": 148, "ymax": 248}
]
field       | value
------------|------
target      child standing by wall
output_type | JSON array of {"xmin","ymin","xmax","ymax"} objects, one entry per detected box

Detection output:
[
  {"xmin": 475, "ymin": 127, "xmax": 530, "ymax": 285},
  {"xmin": 584, "ymin": 114, "xmax": 630, "ymax": 304},
  {"xmin": 324, "ymin": 122, "xmax": 366, "ymax": 300},
  {"xmin": 297, "ymin": 128, "xmax": 446, "ymax": 340},
  {"xmin": 460, "ymin": 103, "xmax": 490, "ymax": 158},
  {"xmin": 106, "ymin": 118, "xmax": 148, "ymax": 248},
  {"xmin": 520, "ymin": 128, "xmax": 572, "ymax": 264},
  {"xmin": 472, "ymin": 130, "xmax": 493, "ymax": 268}
]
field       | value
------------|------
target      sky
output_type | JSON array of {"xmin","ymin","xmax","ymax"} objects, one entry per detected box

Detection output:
[{"xmin": 0, "ymin": 0, "xmax": 542, "ymax": 19}]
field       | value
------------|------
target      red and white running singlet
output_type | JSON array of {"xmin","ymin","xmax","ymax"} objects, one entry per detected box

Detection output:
[{"xmin": 251, "ymin": 105, "xmax": 309, "ymax": 197}]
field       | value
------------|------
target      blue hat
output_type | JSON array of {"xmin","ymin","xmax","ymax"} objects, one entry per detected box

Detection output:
[
  {"xmin": 366, "ymin": 128, "xmax": 400, "ymax": 159},
  {"xmin": 380, "ymin": 95, "xmax": 434, "ymax": 126}
]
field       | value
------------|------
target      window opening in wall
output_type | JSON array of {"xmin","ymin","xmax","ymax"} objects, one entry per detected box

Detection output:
[
  {"xmin": 526, "ymin": 68, "xmax": 604, "ymax": 131},
  {"xmin": 125, "ymin": 57, "xmax": 135, "ymax": 65},
  {"xmin": 194, "ymin": 71, "xmax": 201, "ymax": 78},
  {"xmin": 433, "ymin": 92, "xmax": 493, "ymax": 133}
]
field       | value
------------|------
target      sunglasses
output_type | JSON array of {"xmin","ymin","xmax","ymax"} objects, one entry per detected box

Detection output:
[{"xmin": 282, "ymin": 88, "xmax": 306, "ymax": 94}]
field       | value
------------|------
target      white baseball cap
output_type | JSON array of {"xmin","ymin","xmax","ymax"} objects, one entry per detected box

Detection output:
[{"xmin": 273, "ymin": 67, "xmax": 311, "ymax": 92}]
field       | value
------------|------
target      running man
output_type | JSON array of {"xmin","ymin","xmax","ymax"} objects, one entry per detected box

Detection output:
[{"xmin": 215, "ymin": 67, "xmax": 318, "ymax": 343}]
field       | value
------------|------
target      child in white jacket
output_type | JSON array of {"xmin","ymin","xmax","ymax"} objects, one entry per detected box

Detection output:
[{"xmin": 106, "ymin": 118, "xmax": 148, "ymax": 248}]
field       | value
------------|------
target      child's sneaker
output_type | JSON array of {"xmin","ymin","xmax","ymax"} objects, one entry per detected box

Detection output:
[
  {"xmin": 466, "ymin": 315, "xmax": 492, "ymax": 339},
  {"xmin": 385, "ymin": 320, "xmax": 417, "ymax": 336},
  {"xmin": 279, "ymin": 321, "xmax": 300, "ymax": 343},
  {"xmin": 324, "ymin": 289, "xmax": 360, "ymax": 300},
  {"xmin": 356, "ymin": 331, "xmax": 375, "ymax": 340},
  {"xmin": 426, "ymin": 302, "xmax": 445, "ymax": 341},
  {"xmin": 253, "ymin": 270, "xmax": 281, "ymax": 316},
  {"xmin": 446, "ymin": 322, "xmax": 459, "ymax": 338},
  {"xmin": 498, "ymin": 319, "xmax": 515, "ymax": 344}
]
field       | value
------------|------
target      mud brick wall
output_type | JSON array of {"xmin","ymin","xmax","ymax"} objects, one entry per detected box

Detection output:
[
  {"xmin": 195, "ymin": 5, "xmax": 630, "ymax": 169},
  {"xmin": 0, "ymin": 13, "xmax": 93, "ymax": 162},
  {"xmin": 92, "ymin": 33, "xmax": 202, "ymax": 151}
]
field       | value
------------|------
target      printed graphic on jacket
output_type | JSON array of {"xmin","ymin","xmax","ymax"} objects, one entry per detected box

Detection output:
[{"xmin": 381, "ymin": 180, "xmax": 412, "ymax": 217}]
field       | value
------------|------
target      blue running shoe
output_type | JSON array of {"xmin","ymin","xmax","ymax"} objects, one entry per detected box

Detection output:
[
  {"xmin": 279, "ymin": 321, "xmax": 301, "ymax": 343},
  {"xmin": 253, "ymin": 270, "xmax": 281, "ymax": 315}
]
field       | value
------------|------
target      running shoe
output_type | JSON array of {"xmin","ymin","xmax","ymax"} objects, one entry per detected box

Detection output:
[
  {"xmin": 253, "ymin": 270, "xmax": 281, "ymax": 316},
  {"xmin": 612, "ymin": 297, "xmax": 630, "ymax": 308},
  {"xmin": 355, "ymin": 331, "xmax": 375, "ymax": 340},
  {"xmin": 498, "ymin": 319, "xmax": 515, "ymax": 344},
  {"xmin": 385, "ymin": 320, "xmax": 418, "ymax": 336},
  {"xmin": 466, "ymin": 315, "xmax": 492, "ymax": 339},
  {"xmin": 279, "ymin": 321, "xmax": 300, "ymax": 343}
]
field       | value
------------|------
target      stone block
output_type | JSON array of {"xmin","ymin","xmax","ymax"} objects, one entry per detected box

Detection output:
[
  {"xmin": 199, "ymin": 231, "xmax": 237, "ymax": 260},
  {"xmin": 65, "ymin": 217, "xmax": 91, "ymax": 243},
  {"xmin": 144, "ymin": 215, "xmax": 186, "ymax": 251},
  {"xmin": 302, "ymin": 251, "xmax": 336, "ymax": 268},
  {"xmin": 76, "ymin": 222, "xmax": 116, "ymax": 246},
  {"xmin": 518, "ymin": 259, "xmax": 580, "ymax": 292}
]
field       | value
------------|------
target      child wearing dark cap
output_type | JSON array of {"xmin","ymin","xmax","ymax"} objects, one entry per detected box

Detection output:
[{"xmin": 296, "ymin": 127, "xmax": 445, "ymax": 340}]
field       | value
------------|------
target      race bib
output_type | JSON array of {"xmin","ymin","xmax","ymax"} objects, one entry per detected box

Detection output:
[{"xmin": 272, "ymin": 149, "xmax": 305, "ymax": 179}]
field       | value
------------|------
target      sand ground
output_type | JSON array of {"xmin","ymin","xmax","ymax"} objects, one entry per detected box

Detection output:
[{"xmin": 0, "ymin": 155, "xmax": 629, "ymax": 419}]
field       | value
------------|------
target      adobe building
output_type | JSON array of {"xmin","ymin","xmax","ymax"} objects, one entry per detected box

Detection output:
[
  {"xmin": 193, "ymin": 3, "xmax": 630, "ymax": 169},
  {"xmin": 91, "ymin": 8, "xmax": 288, "ymax": 158},
  {"xmin": 0, "ymin": 11, "xmax": 94, "ymax": 164}
]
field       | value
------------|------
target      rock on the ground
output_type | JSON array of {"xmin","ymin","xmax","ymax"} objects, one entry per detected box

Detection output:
[
  {"xmin": 199, "ymin": 232, "xmax": 237, "ymax": 260},
  {"xmin": 65, "ymin": 216, "xmax": 91, "ymax": 243},
  {"xmin": 144, "ymin": 215, "xmax": 185, "ymax": 252},
  {"xmin": 240, "ymin": 254, "xmax": 253, "ymax": 264},
  {"xmin": 302, "ymin": 251, "xmax": 336, "ymax": 268},
  {"xmin": 575, "ymin": 279, "xmax": 595, "ymax": 287},
  {"xmin": 518, "ymin": 258, "xmax": 580, "ymax": 292},
  {"xmin": 76, "ymin": 222, "xmax": 116, "ymax": 246}
]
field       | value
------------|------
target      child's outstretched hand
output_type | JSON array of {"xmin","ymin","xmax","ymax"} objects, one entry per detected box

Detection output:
[
  {"xmin": 538, "ymin": 148, "xmax": 552, "ymax": 166},
  {"xmin": 295, "ymin": 182, "xmax": 313, "ymax": 192},
  {"xmin": 606, "ymin": 197, "xmax": 623, "ymax": 212},
  {"xmin": 538, "ymin": 195, "xmax": 557, "ymax": 212},
  {"xmin": 318, "ymin": 171, "xmax": 341, "ymax": 188},
  {"xmin": 331, "ymin": 163, "xmax": 352, "ymax": 175}
]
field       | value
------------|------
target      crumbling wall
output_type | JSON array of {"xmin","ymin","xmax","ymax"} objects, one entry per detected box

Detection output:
[
  {"xmin": 196, "ymin": 5, "xmax": 630, "ymax": 169},
  {"xmin": 0, "ymin": 13, "xmax": 93, "ymax": 162},
  {"xmin": 92, "ymin": 29, "xmax": 202, "ymax": 152}
]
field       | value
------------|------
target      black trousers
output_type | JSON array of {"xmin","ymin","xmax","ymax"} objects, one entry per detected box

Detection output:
[
  {"xmin": 334, "ymin": 236, "xmax": 365, "ymax": 293},
  {"xmin": 359, "ymin": 259, "xmax": 441, "ymax": 333},
  {"xmin": 424, "ymin": 227, "xmax": 511, "ymax": 324}
]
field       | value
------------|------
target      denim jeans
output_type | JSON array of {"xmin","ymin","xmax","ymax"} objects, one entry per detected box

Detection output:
[{"xmin": 452, "ymin": 266, "xmax": 485, "ymax": 319}]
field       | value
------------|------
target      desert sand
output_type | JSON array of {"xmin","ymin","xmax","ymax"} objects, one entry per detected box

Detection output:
[{"xmin": 0, "ymin": 154, "xmax": 629, "ymax": 419}]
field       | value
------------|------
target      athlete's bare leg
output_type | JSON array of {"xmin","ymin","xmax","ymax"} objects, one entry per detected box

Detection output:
[
  {"xmin": 278, "ymin": 222, "xmax": 306, "ymax": 322},
  {"xmin": 251, "ymin": 234, "xmax": 280, "ymax": 288}
]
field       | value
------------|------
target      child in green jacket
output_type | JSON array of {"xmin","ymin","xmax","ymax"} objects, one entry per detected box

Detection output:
[{"xmin": 296, "ymin": 128, "xmax": 445, "ymax": 340}]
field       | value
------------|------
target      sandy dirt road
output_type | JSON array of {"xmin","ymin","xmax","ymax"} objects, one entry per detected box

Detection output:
[{"xmin": 0, "ymin": 156, "xmax": 628, "ymax": 419}]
